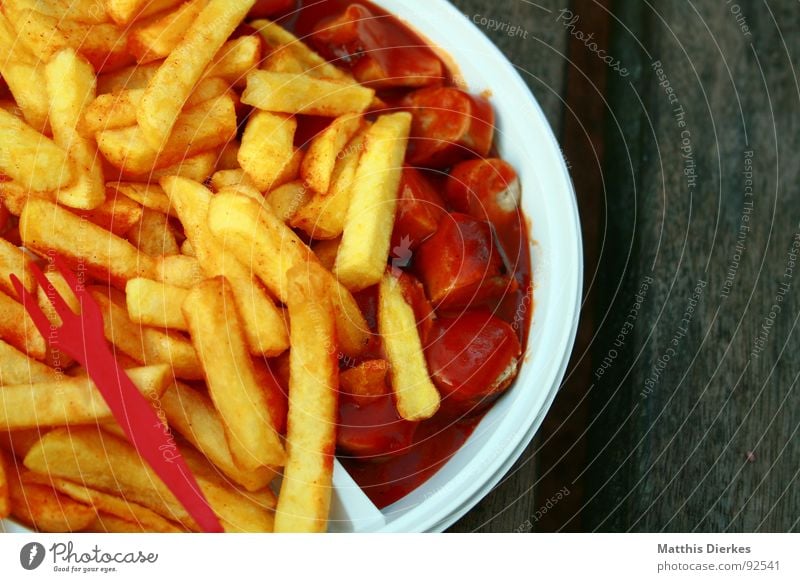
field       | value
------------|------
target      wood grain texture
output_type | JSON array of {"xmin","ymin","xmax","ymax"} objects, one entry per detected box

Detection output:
[{"xmin": 585, "ymin": 0, "xmax": 800, "ymax": 532}]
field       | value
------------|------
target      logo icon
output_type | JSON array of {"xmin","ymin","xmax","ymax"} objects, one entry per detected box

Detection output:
[{"xmin": 20, "ymin": 542, "xmax": 46, "ymax": 570}]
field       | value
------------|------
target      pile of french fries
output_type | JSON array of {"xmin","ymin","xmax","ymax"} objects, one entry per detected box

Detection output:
[{"xmin": 0, "ymin": 0, "xmax": 444, "ymax": 534}]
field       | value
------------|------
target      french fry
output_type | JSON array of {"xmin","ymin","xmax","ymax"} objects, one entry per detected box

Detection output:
[
  {"xmin": 98, "ymin": 94, "xmax": 236, "ymax": 175},
  {"xmin": 206, "ymin": 192, "xmax": 370, "ymax": 356},
  {"xmin": 97, "ymin": 61, "xmax": 158, "ymax": 94},
  {"xmin": 136, "ymin": 0, "xmax": 255, "ymax": 150},
  {"xmin": 162, "ymin": 176, "xmax": 288, "ymax": 356},
  {"xmin": 0, "ymin": 429, "xmax": 45, "ymax": 459},
  {"xmin": 127, "ymin": 0, "xmax": 208, "ymax": 64},
  {"xmin": 24, "ymin": 428, "xmax": 275, "ymax": 532},
  {"xmin": 291, "ymin": 129, "xmax": 368, "ymax": 239},
  {"xmin": 0, "ymin": 290, "xmax": 46, "ymax": 360},
  {"xmin": 0, "ymin": 450, "xmax": 8, "ymax": 519},
  {"xmin": 44, "ymin": 0, "xmax": 109, "ymax": 24},
  {"xmin": 253, "ymin": 19, "xmax": 351, "ymax": 81},
  {"xmin": 0, "ymin": 365, "xmax": 171, "ymax": 430},
  {"xmin": 203, "ymin": 35, "xmax": 262, "ymax": 88},
  {"xmin": 266, "ymin": 181, "xmax": 313, "ymax": 223},
  {"xmin": 161, "ymin": 382, "xmax": 276, "ymax": 491},
  {"xmin": 107, "ymin": 182, "xmax": 175, "ymax": 217},
  {"xmin": 334, "ymin": 112, "xmax": 411, "ymax": 290},
  {"xmin": 154, "ymin": 254, "xmax": 202, "ymax": 288},
  {"xmin": 19, "ymin": 197, "xmax": 158, "ymax": 285},
  {"xmin": 275, "ymin": 263, "xmax": 338, "ymax": 533},
  {"xmin": 83, "ymin": 77, "xmax": 229, "ymax": 135},
  {"xmin": 89, "ymin": 288, "xmax": 203, "ymax": 379},
  {"xmin": 238, "ymin": 111, "xmax": 296, "ymax": 192},
  {"xmin": 0, "ymin": 237, "xmax": 35, "ymax": 299},
  {"xmin": 379, "ymin": 272, "xmax": 440, "ymax": 420},
  {"xmin": 339, "ymin": 360, "xmax": 389, "ymax": 404},
  {"xmin": 80, "ymin": 194, "xmax": 144, "ymax": 236},
  {"xmin": 301, "ymin": 114, "xmax": 364, "ymax": 194},
  {"xmin": 0, "ymin": 11, "xmax": 49, "ymax": 132},
  {"xmin": 127, "ymin": 208, "xmax": 180, "ymax": 256},
  {"xmin": 182, "ymin": 277, "xmax": 286, "ymax": 470},
  {"xmin": 126, "ymin": 278, "xmax": 189, "ymax": 331},
  {"xmin": 209, "ymin": 169, "xmax": 258, "ymax": 192},
  {"xmin": 7, "ymin": 466, "xmax": 95, "ymax": 532},
  {"xmin": 181, "ymin": 239, "xmax": 195, "ymax": 257},
  {"xmin": 217, "ymin": 184, "xmax": 263, "ymax": 201},
  {"xmin": 44, "ymin": 48, "xmax": 106, "ymax": 210},
  {"xmin": 0, "ymin": 108, "xmax": 74, "ymax": 192},
  {"xmin": 25, "ymin": 474, "xmax": 182, "ymax": 533},
  {"xmin": 0, "ymin": 340, "xmax": 59, "ymax": 385},
  {"xmin": 4, "ymin": 0, "xmax": 132, "ymax": 73},
  {"xmin": 147, "ymin": 150, "xmax": 217, "ymax": 182},
  {"xmin": 106, "ymin": 0, "xmax": 185, "ymax": 26},
  {"xmin": 242, "ymin": 71, "xmax": 374, "ymax": 116}
]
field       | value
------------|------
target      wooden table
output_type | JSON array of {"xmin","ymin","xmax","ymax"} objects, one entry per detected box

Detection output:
[{"xmin": 449, "ymin": 0, "xmax": 800, "ymax": 533}]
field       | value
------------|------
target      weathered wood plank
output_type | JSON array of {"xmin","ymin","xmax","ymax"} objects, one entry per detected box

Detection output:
[{"xmin": 586, "ymin": 0, "xmax": 800, "ymax": 532}]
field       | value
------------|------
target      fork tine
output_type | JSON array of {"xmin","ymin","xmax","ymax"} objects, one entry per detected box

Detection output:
[
  {"xmin": 10, "ymin": 274, "xmax": 54, "ymax": 339},
  {"xmin": 28, "ymin": 260, "xmax": 76, "ymax": 322}
]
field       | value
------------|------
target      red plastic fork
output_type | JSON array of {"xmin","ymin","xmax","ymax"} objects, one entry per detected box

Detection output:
[{"xmin": 10, "ymin": 255, "xmax": 223, "ymax": 533}]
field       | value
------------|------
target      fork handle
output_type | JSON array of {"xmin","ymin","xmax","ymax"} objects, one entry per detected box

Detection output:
[{"xmin": 85, "ymin": 345, "xmax": 223, "ymax": 533}]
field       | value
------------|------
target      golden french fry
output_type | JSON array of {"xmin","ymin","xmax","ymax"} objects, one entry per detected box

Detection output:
[
  {"xmin": 126, "ymin": 278, "xmax": 189, "ymax": 331},
  {"xmin": 4, "ymin": 0, "xmax": 132, "ymax": 73},
  {"xmin": 334, "ymin": 112, "xmax": 411, "ymax": 291},
  {"xmin": 44, "ymin": 48, "xmax": 106, "ymax": 210},
  {"xmin": 127, "ymin": 0, "xmax": 208, "ymax": 64},
  {"xmin": 0, "ymin": 108, "xmax": 74, "ymax": 192},
  {"xmin": 147, "ymin": 150, "xmax": 217, "ymax": 182},
  {"xmin": 253, "ymin": 19, "xmax": 351, "ymax": 81},
  {"xmin": 209, "ymin": 169, "xmax": 258, "ymax": 192},
  {"xmin": 275, "ymin": 263, "xmax": 338, "ymax": 533},
  {"xmin": 339, "ymin": 359, "xmax": 389, "ymax": 404},
  {"xmin": 154, "ymin": 254, "xmax": 202, "ymax": 288},
  {"xmin": 266, "ymin": 181, "xmax": 313, "ymax": 223},
  {"xmin": 217, "ymin": 184, "xmax": 263, "ymax": 201},
  {"xmin": 238, "ymin": 111, "xmax": 296, "ymax": 192},
  {"xmin": 82, "ymin": 77, "xmax": 229, "ymax": 135},
  {"xmin": 97, "ymin": 61, "xmax": 159, "ymax": 94},
  {"xmin": 206, "ymin": 192, "xmax": 370, "ymax": 356},
  {"xmin": 291, "ymin": 129, "xmax": 368, "ymax": 239},
  {"xmin": 106, "ymin": 0, "xmax": 185, "ymax": 25},
  {"xmin": 242, "ymin": 71, "xmax": 374, "ymax": 117},
  {"xmin": 106, "ymin": 182, "xmax": 175, "ymax": 217},
  {"xmin": 0, "ymin": 340, "xmax": 59, "ymax": 385},
  {"xmin": 0, "ymin": 290, "xmax": 46, "ymax": 360},
  {"xmin": 24, "ymin": 427, "xmax": 275, "ymax": 532},
  {"xmin": 7, "ymin": 467, "xmax": 95, "ymax": 532},
  {"xmin": 181, "ymin": 239, "xmax": 195, "ymax": 257},
  {"xmin": 0, "ymin": 12, "xmax": 49, "ymax": 132},
  {"xmin": 89, "ymin": 513, "xmax": 146, "ymax": 532},
  {"xmin": 0, "ymin": 365, "xmax": 171, "ymax": 430},
  {"xmin": 80, "ymin": 193, "xmax": 144, "ymax": 236},
  {"xmin": 98, "ymin": 94, "xmax": 236, "ymax": 175},
  {"xmin": 182, "ymin": 277, "xmax": 286, "ymax": 470},
  {"xmin": 203, "ymin": 35, "xmax": 261, "ymax": 87},
  {"xmin": 89, "ymin": 288, "xmax": 203, "ymax": 379},
  {"xmin": 0, "ymin": 237, "xmax": 35, "ymax": 299},
  {"xmin": 0, "ymin": 450, "xmax": 9, "ymax": 519},
  {"xmin": 162, "ymin": 176, "xmax": 288, "ymax": 356},
  {"xmin": 19, "ymin": 197, "xmax": 157, "ymax": 285},
  {"xmin": 137, "ymin": 0, "xmax": 255, "ymax": 150},
  {"xmin": 379, "ymin": 272, "xmax": 440, "ymax": 420},
  {"xmin": 161, "ymin": 382, "xmax": 276, "ymax": 491},
  {"xmin": 43, "ymin": 0, "xmax": 109, "ymax": 24},
  {"xmin": 127, "ymin": 208, "xmax": 180, "ymax": 256},
  {"xmin": 301, "ymin": 114, "xmax": 364, "ymax": 193},
  {"xmin": 26, "ymin": 474, "xmax": 182, "ymax": 533}
]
